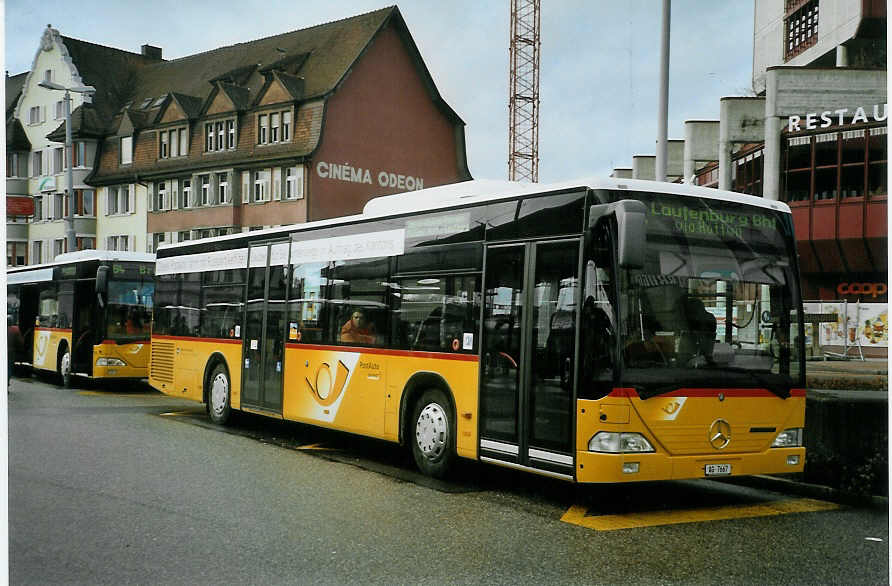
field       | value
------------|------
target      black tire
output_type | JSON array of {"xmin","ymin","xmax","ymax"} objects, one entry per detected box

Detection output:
[
  {"xmin": 58, "ymin": 345, "xmax": 72, "ymax": 388},
  {"xmin": 207, "ymin": 363, "xmax": 232, "ymax": 425},
  {"xmin": 410, "ymin": 389, "xmax": 455, "ymax": 478}
]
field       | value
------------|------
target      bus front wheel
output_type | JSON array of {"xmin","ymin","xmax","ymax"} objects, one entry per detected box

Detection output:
[
  {"xmin": 207, "ymin": 363, "xmax": 232, "ymax": 425},
  {"xmin": 410, "ymin": 389, "xmax": 455, "ymax": 478}
]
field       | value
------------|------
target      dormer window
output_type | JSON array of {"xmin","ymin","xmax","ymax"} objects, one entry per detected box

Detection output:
[
  {"xmin": 121, "ymin": 136, "xmax": 133, "ymax": 165},
  {"xmin": 204, "ymin": 118, "xmax": 236, "ymax": 153},
  {"xmin": 257, "ymin": 109, "xmax": 292, "ymax": 146}
]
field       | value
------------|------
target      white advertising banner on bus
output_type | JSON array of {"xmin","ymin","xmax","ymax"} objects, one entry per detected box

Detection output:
[{"xmin": 156, "ymin": 229, "xmax": 406, "ymax": 275}]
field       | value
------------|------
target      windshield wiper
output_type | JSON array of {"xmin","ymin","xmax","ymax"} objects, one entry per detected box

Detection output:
[{"xmin": 721, "ymin": 367, "xmax": 791, "ymax": 398}]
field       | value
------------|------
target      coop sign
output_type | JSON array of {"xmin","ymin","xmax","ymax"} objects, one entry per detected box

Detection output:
[
  {"xmin": 316, "ymin": 161, "xmax": 424, "ymax": 191},
  {"xmin": 837, "ymin": 282, "xmax": 887, "ymax": 299},
  {"xmin": 788, "ymin": 103, "xmax": 887, "ymax": 132}
]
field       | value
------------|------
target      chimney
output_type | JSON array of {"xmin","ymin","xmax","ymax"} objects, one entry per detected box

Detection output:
[{"xmin": 141, "ymin": 45, "xmax": 162, "ymax": 60}]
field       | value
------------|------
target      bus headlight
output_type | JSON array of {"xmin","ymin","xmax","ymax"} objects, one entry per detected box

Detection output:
[
  {"xmin": 96, "ymin": 357, "xmax": 127, "ymax": 367},
  {"xmin": 771, "ymin": 428, "xmax": 803, "ymax": 448},
  {"xmin": 588, "ymin": 432, "xmax": 655, "ymax": 453}
]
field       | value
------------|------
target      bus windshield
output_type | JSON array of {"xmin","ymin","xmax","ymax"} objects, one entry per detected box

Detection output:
[
  {"xmin": 106, "ymin": 279, "xmax": 154, "ymax": 341},
  {"xmin": 618, "ymin": 192, "xmax": 804, "ymax": 398}
]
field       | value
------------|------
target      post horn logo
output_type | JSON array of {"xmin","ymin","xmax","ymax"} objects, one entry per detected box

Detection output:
[
  {"xmin": 708, "ymin": 418, "xmax": 732, "ymax": 450},
  {"xmin": 306, "ymin": 360, "xmax": 349, "ymax": 407}
]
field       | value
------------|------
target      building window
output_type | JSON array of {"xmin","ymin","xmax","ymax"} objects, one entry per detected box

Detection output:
[
  {"xmin": 106, "ymin": 235, "xmax": 130, "ymax": 252},
  {"xmin": 72, "ymin": 142, "xmax": 88, "ymax": 167},
  {"xmin": 205, "ymin": 120, "xmax": 235, "ymax": 152},
  {"xmin": 53, "ymin": 193, "xmax": 64, "ymax": 220},
  {"xmin": 156, "ymin": 182, "xmax": 168, "ymax": 211},
  {"xmin": 218, "ymin": 172, "xmax": 230, "ymax": 204},
  {"xmin": 201, "ymin": 175, "xmax": 211, "ymax": 205},
  {"xmin": 179, "ymin": 128, "xmax": 189, "ymax": 156},
  {"xmin": 32, "ymin": 151, "xmax": 43, "ymax": 177},
  {"xmin": 159, "ymin": 131, "xmax": 169, "ymax": 158},
  {"xmin": 55, "ymin": 100, "xmax": 64, "ymax": 120},
  {"xmin": 76, "ymin": 237, "xmax": 95, "ymax": 251},
  {"xmin": 732, "ymin": 148, "xmax": 764, "ymax": 196},
  {"xmin": 253, "ymin": 169, "xmax": 270, "ymax": 202},
  {"xmin": 181, "ymin": 179, "xmax": 192, "ymax": 208},
  {"xmin": 53, "ymin": 147, "xmax": 64, "ymax": 174},
  {"xmin": 32, "ymin": 241, "xmax": 42, "ymax": 264},
  {"xmin": 282, "ymin": 111, "xmax": 291, "ymax": 141},
  {"xmin": 121, "ymin": 136, "xmax": 133, "ymax": 165},
  {"xmin": 783, "ymin": 124, "xmax": 887, "ymax": 202},
  {"xmin": 258, "ymin": 110, "xmax": 292, "ymax": 145},
  {"xmin": 33, "ymin": 196, "xmax": 43, "ymax": 221},
  {"xmin": 44, "ymin": 69, "xmax": 53, "ymax": 82},
  {"xmin": 285, "ymin": 166, "xmax": 304, "ymax": 200},
  {"xmin": 151, "ymin": 232, "xmax": 165, "ymax": 253},
  {"xmin": 53, "ymin": 238, "xmax": 66, "ymax": 259},
  {"xmin": 784, "ymin": 0, "xmax": 819, "ymax": 61},
  {"xmin": 75, "ymin": 190, "xmax": 95, "ymax": 216},
  {"xmin": 178, "ymin": 230, "xmax": 191, "ymax": 242},
  {"xmin": 107, "ymin": 188, "xmax": 119, "ymax": 215},
  {"xmin": 7, "ymin": 242, "xmax": 27, "ymax": 267},
  {"xmin": 227, "ymin": 120, "xmax": 236, "ymax": 149},
  {"xmin": 7, "ymin": 152, "xmax": 27, "ymax": 177},
  {"xmin": 29, "ymin": 106, "xmax": 43, "ymax": 125}
]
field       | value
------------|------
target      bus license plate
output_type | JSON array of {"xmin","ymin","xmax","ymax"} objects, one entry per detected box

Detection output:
[{"xmin": 705, "ymin": 464, "xmax": 731, "ymax": 476}]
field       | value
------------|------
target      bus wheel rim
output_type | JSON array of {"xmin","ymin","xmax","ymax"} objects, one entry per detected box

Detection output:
[
  {"xmin": 416, "ymin": 403, "xmax": 447, "ymax": 460},
  {"xmin": 60, "ymin": 352, "xmax": 70, "ymax": 376},
  {"xmin": 211, "ymin": 373, "xmax": 228, "ymax": 415}
]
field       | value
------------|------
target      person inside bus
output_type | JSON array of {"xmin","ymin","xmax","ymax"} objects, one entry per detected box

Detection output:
[
  {"xmin": 678, "ymin": 296, "xmax": 717, "ymax": 365},
  {"xmin": 340, "ymin": 309, "xmax": 378, "ymax": 345}
]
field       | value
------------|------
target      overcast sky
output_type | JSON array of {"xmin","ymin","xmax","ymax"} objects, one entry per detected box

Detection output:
[{"xmin": 5, "ymin": 0, "xmax": 755, "ymax": 183}]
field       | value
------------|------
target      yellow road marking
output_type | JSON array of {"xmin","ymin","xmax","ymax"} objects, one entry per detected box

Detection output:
[{"xmin": 561, "ymin": 498, "xmax": 840, "ymax": 531}]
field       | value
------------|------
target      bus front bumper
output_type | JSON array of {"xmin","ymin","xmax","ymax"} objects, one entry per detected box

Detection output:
[{"xmin": 575, "ymin": 447, "xmax": 806, "ymax": 483}]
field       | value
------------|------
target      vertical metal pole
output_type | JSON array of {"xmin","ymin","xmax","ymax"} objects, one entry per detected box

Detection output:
[
  {"xmin": 656, "ymin": 0, "xmax": 671, "ymax": 182},
  {"xmin": 64, "ymin": 90, "xmax": 76, "ymax": 253}
]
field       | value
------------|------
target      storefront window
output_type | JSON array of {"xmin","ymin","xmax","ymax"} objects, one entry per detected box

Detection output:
[{"xmin": 784, "ymin": 136, "xmax": 811, "ymax": 202}]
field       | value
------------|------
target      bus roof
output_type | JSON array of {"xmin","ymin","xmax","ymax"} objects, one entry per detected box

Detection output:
[
  {"xmin": 8, "ymin": 250, "xmax": 155, "ymax": 275},
  {"xmin": 157, "ymin": 177, "xmax": 791, "ymax": 255}
]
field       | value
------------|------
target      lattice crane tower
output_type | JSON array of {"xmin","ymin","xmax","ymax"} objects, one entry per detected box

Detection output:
[{"xmin": 508, "ymin": 0, "xmax": 541, "ymax": 182}]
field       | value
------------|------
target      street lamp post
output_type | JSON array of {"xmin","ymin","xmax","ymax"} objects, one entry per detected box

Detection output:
[{"xmin": 38, "ymin": 80, "xmax": 95, "ymax": 254}]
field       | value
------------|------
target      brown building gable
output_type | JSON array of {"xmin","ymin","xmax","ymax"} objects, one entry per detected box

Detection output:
[{"xmin": 158, "ymin": 99, "xmax": 187, "ymax": 124}]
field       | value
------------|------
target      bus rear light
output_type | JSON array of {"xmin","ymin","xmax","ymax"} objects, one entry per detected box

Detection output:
[
  {"xmin": 771, "ymin": 428, "xmax": 803, "ymax": 448},
  {"xmin": 96, "ymin": 357, "xmax": 126, "ymax": 367},
  {"xmin": 588, "ymin": 432, "xmax": 655, "ymax": 454}
]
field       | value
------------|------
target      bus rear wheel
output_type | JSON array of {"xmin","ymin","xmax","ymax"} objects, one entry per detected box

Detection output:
[
  {"xmin": 207, "ymin": 363, "xmax": 232, "ymax": 425},
  {"xmin": 410, "ymin": 389, "xmax": 455, "ymax": 478}
]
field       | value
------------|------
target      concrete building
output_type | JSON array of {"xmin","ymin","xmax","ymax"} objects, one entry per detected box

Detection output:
[
  {"xmin": 5, "ymin": 8, "xmax": 470, "ymax": 260},
  {"xmin": 614, "ymin": 0, "xmax": 886, "ymax": 355}
]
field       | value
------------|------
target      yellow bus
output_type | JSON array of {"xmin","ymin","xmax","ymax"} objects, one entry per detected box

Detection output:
[
  {"xmin": 150, "ymin": 178, "xmax": 806, "ymax": 481},
  {"xmin": 8, "ymin": 251, "xmax": 155, "ymax": 386}
]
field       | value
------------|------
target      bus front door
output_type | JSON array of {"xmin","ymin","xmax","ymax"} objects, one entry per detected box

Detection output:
[
  {"xmin": 241, "ymin": 242, "xmax": 288, "ymax": 414},
  {"xmin": 480, "ymin": 239, "xmax": 580, "ymax": 479}
]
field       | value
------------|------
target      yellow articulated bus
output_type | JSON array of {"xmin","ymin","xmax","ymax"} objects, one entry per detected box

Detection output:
[
  {"xmin": 150, "ymin": 178, "xmax": 806, "ymax": 482},
  {"xmin": 8, "ymin": 251, "xmax": 155, "ymax": 386}
]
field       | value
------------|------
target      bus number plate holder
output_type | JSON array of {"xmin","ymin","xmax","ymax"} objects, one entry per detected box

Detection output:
[{"xmin": 705, "ymin": 464, "xmax": 731, "ymax": 476}]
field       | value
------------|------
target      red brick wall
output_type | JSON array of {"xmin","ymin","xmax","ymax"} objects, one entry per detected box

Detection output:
[{"xmin": 308, "ymin": 22, "xmax": 464, "ymax": 221}]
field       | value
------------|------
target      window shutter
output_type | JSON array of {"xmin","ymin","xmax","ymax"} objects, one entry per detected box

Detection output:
[
  {"xmin": 242, "ymin": 171, "xmax": 250, "ymax": 203},
  {"xmin": 147, "ymin": 183, "xmax": 154, "ymax": 212},
  {"xmin": 128, "ymin": 185, "xmax": 135, "ymax": 214},
  {"xmin": 227, "ymin": 170, "xmax": 235, "ymax": 204},
  {"xmin": 273, "ymin": 167, "xmax": 282, "ymax": 201},
  {"xmin": 264, "ymin": 169, "xmax": 272, "ymax": 202}
]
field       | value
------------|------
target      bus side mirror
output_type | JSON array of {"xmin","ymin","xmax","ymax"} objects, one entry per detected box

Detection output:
[
  {"xmin": 589, "ymin": 200, "xmax": 646, "ymax": 269},
  {"xmin": 96, "ymin": 266, "xmax": 109, "ymax": 308}
]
